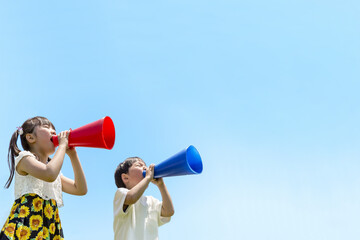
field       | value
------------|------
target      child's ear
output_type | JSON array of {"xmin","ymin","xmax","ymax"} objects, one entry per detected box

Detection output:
[
  {"xmin": 26, "ymin": 133, "xmax": 36, "ymax": 144},
  {"xmin": 121, "ymin": 173, "xmax": 129, "ymax": 184}
]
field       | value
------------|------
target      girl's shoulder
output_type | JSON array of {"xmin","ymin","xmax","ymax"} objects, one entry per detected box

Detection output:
[{"xmin": 15, "ymin": 151, "xmax": 35, "ymax": 167}]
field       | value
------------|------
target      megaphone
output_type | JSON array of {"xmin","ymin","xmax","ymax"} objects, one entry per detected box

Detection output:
[
  {"xmin": 142, "ymin": 145, "xmax": 203, "ymax": 178},
  {"xmin": 51, "ymin": 116, "xmax": 115, "ymax": 150}
]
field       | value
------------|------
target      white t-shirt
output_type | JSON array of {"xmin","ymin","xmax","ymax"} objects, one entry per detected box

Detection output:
[
  {"xmin": 113, "ymin": 188, "xmax": 171, "ymax": 240},
  {"xmin": 14, "ymin": 151, "xmax": 63, "ymax": 207}
]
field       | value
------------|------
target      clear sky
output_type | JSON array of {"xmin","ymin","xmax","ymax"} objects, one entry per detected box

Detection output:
[{"xmin": 1, "ymin": 0, "xmax": 360, "ymax": 239}]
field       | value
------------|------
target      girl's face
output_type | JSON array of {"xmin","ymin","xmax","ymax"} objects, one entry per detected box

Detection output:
[
  {"xmin": 32, "ymin": 124, "xmax": 57, "ymax": 154},
  {"xmin": 126, "ymin": 160, "xmax": 147, "ymax": 189}
]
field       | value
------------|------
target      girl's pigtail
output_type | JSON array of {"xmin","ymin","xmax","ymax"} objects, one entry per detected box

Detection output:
[{"xmin": 5, "ymin": 131, "xmax": 21, "ymax": 188}]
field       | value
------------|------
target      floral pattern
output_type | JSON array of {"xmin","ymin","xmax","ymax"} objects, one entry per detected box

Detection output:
[{"xmin": 0, "ymin": 194, "xmax": 64, "ymax": 240}]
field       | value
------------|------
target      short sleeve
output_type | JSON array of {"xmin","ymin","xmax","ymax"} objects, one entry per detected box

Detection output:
[
  {"xmin": 150, "ymin": 196, "xmax": 171, "ymax": 226},
  {"xmin": 113, "ymin": 188, "xmax": 130, "ymax": 218},
  {"xmin": 15, "ymin": 151, "xmax": 35, "ymax": 168}
]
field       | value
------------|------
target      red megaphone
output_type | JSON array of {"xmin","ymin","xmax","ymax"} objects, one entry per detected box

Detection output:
[{"xmin": 51, "ymin": 116, "xmax": 115, "ymax": 150}]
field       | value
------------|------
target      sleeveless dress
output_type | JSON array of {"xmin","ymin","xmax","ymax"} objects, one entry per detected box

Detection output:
[{"xmin": 0, "ymin": 151, "xmax": 64, "ymax": 240}]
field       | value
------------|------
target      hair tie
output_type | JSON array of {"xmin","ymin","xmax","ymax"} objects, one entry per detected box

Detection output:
[{"xmin": 16, "ymin": 127, "xmax": 23, "ymax": 135}]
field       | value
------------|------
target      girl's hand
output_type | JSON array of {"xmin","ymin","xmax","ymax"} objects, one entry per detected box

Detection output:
[
  {"xmin": 151, "ymin": 177, "xmax": 164, "ymax": 187},
  {"xmin": 66, "ymin": 146, "xmax": 77, "ymax": 157},
  {"xmin": 58, "ymin": 130, "xmax": 70, "ymax": 147},
  {"xmin": 145, "ymin": 164, "xmax": 155, "ymax": 180}
]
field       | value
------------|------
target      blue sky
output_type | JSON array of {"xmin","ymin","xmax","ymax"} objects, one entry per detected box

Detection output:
[{"xmin": 1, "ymin": 0, "xmax": 360, "ymax": 239}]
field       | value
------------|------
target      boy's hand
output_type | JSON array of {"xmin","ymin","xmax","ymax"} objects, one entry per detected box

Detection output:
[
  {"xmin": 145, "ymin": 164, "xmax": 155, "ymax": 180},
  {"xmin": 151, "ymin": 177, "xmax": 164, "ymax": 187}
]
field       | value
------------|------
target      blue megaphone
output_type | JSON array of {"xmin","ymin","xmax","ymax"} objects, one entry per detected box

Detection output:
[{"xmin": 142, "ymin": 145, "xmax": 203, "ymax": 178}]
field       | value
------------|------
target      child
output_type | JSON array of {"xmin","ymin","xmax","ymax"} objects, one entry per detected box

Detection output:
[
  {"xmin": 0, "ymin": 116, "xmax": 87, "ymax": 240},
  {"xmin": 113, "ymin": 157, "xmax": 174, "ymax": 240}
]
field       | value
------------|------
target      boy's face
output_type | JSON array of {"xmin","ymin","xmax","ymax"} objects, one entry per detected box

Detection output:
[{"xmin": 123, "ymin": 160, "xmax": 147, "ymax": 189}]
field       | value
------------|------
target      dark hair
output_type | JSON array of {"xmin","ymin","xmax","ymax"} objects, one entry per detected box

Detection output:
[
  {"xmin": 114, "ymin": 157, "xmax": 145, "ymax": 188},
  {"xmin": 5, "ymin": 116, "xmax": 56, "ymax": 188}
]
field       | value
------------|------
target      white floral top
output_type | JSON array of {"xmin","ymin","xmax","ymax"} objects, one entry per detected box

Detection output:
[{"xmin": 14, "ymin": 151, "xmax": 64, "ymax": 207}]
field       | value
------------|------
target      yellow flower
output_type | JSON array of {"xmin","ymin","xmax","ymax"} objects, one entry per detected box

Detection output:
[
  {"xmin": 16, "ymin": 225, "xmax": 31, "ymax": 240},
  {"xmin": 2, "ymin": 218, "xmax": 9, "ymax": 232},
  {"xmin": 32, "ymin": 197, "xmax": 43, "ymax": 212},
  {"xmin": 4, "ymin": 222, "xmax": 16, "ymax": 238},
  {"xmin": 11, "ymin": 203, "xmax": 19, "ymax": 214},
  {"xmin": 29, "ymin": 193, "xmax": 36, "ymax": 197},
  {"xmin": 35, "ymin": 231, "xmax": 43, "ymax": 240},
  {"xmin": 30, "ymin": 215, "xmax": 43, "ymax": 231},
  {"xmin": 49, "ymin": 223, "xmax": 56, "ymax": 235},
  {"xmin": 53, "ymin": 236, "xmax": 61, "ymax": 240},
  {"xmin": 10, "ymin": 203, "xmax": 19, "ymax": 219},
  {"xmin": 51, "ymin": 199, "xmax": 56, "ymax": 206},
  {"xmin": 54, "ymin": 208, "xmax": 60, "ymax": 223},
  {"xmin": 44, "ymin": 204, "xmax": 54, "ymax": 219},
  {"xmin": 18, "ymin": 206, "xmax": 30, "ymax": 218},
  {"xmin": 42, "ymin": 226, "xmax": 49, "ymax": 239}
]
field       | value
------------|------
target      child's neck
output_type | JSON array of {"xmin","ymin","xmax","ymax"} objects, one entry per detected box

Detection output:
[{"xmin": 30, "ymin": 148, "xmax": 49, "ymax": 164}]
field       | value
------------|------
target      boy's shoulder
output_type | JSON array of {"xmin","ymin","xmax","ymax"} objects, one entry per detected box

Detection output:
[
  {"xmin": 116, "ymin": 187, "xmax": 129, "ymax": 193},
  {"xmin": 114, "ymin": 188, "xmax": 160, "ymax": 205},
  {"xmin": 114, "ymin": 187, "xmax": 129, "ymax": 198}
]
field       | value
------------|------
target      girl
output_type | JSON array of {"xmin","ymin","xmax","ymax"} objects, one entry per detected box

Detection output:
[{"xmin": 0, "ymin": 116, "xmax": 87, "ymax": 240}]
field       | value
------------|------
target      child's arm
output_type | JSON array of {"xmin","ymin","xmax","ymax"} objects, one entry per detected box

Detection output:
[
  {"xmin": 61, "ymin": 148, "xmax": 87, "ymax": 196},
  {"xmin": 152, "ymin": 178, "xmax": 175, "ymax": 217},
  {"xmin": 123, "ymin": 164, "xmax": 155, "ymax": 208}
]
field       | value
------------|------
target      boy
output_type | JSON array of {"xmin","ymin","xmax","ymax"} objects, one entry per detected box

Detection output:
[{"xmin": 113, "ymin": 157, "xmax": 174, "ymax": 240}]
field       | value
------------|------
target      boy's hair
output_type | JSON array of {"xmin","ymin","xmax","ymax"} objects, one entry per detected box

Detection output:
[
  {"xmin": 5, "ymin": 116, "xmax": 56, "ymax": 188},
  {"xmin": 114, "ymin": 157, "xmax": 145, "ymax": 188}
]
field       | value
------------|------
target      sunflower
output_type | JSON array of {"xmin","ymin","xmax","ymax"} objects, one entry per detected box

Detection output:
[
  {"xmin": 30, "ymin": 215, "xmax": 43, "ymax": 231},
  {"xmin": 2, "ymin": 218, "xmax": 9, "ymax": 232},
  {"xmin": 49, "ymin": 223, "xmax": 56, "ymax": 235},
  {"xmin": 51, "ymin": 199, "xmax": 56, "ymax": 206},
  {"xmin": 44, "ymin": 204, "xmax": 54, "ymax": 219},
  {"xmin": 16, "ymin": 225, "xmax": 31, "ymax": 240},
  {"xmin": 32, "ymin": 197, "xmax": 43, "ymax": 212},
  {"xmin": 35, "ymin": 231, "xmax": 43, "ymax": 240},
  {"xmin": 42, "ymin": 226, "xmax": 49, "ymax": 239},
  {"xmin": 53, "ymin": 236, "xmax": 61, "ymax": 240},
  {"xmin": 4, "ymin": 222, "xmax": 16, "ymax": 238},
  {"xmin": 10, "ymin": 203, "xmax": 19, "ymax": 219},
  {"xmin": 54, "ymin": 208, "xmax": 60, "ymax": 223},
  {"xmin": 10, "ymin": 203, "xmax": 19, "ymax": 214},
  {"xmin": 18, "ymin": 206, "xmax": 30, "ymax": 218}
]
